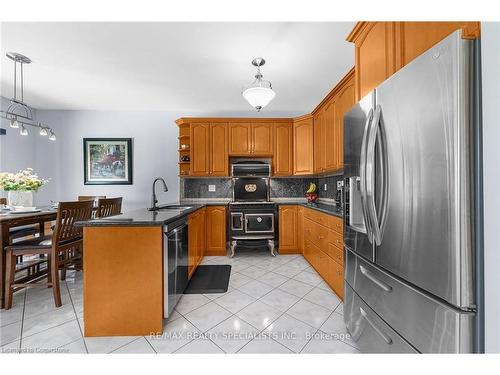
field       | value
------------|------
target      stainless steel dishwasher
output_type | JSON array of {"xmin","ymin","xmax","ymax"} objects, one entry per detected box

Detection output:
[{"xmin": 163, "ymin": 217, "xmax": 189, "ymax": 318}]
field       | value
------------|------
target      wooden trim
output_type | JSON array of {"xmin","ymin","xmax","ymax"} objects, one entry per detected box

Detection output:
[
  {"xmin": 293, "ymin": 113, "xmax": 313, "ymax": 122},
  {"xmin": 311, "ymin": 68, "xmax": 355, "ymax": 116},
  {"xmin": 346, "ymin": 21, "xmax": 372, "ymax": 42},
  {"xmin": 175, "ymin": 117, "xmax": 294, "ymax": 125}
]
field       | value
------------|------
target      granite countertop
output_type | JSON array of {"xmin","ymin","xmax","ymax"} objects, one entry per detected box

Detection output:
[
  {"xmin": 76, "ymin": 202, "xmax": 207, "ymax": 227},
  {"xmin": 77, "ymin": 199, "xmax": 342, "ymax": 227},
  {"xmin": 274, "ymin": 200, "xmax": 343, "ymax": 218}
]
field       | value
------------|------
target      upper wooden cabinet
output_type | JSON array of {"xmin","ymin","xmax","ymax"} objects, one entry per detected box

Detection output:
[
  {"xmin": 190, "ymin": 123, "xmax": 210, "ymax": 176},
  {"xmin": 293, "ymin": 116, "xmax": 314, "ymax": 175},
  {"xmin": 332, "ymin": 72, "xmax": 355, "ymax": 170},
  {"xmin": 209, "ymin": 123, "xmax": 229, "ymax": 176},
  {"xmin": 396, "ymin": 22, "xmax": 480, "ymax": 67},
  {"xmin": 347, "ymin": 21, "xmax": 480, "ymax": 100},
  {"xmin": 313, "ymin": 110, "xmax": 324, "ymax": 174},
  {"xmin": 323, "ymin": 100, "xmax": 336, "ymax": 171},
  {"xmin": 228, "ymin": 123, "xmax": 252, "ymax": 155},
  {"xmin": 190, "ymin": 122, "xmax": 228, "ymax": 176},
  {"xmin": 347, "ymin": 22, "xmax": 398, "ymax": 100},
  {"xmin": 273, "ymin": 122, "xmax": 293, "ymax": 176},
  {"xmin": 229, "ymin": 122, "xmax": 273, "ymax": 156},
  {"xmin": 252, "ymin": 123, "xmax": 274, "ymax": 155}
]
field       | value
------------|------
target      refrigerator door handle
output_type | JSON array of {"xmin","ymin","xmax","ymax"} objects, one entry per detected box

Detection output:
[
  {"xmin": 360, "ymin": 108, "xmax": 374, "ymax": 244},
  {"xmin": 366, "ymin": 105, "xmax": 383, "ymax": 245},
  {"xmin": 359, "ymin": 306, "xmax": 393, "ymax": 345}
]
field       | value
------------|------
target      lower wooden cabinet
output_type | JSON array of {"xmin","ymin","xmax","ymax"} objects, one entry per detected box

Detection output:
[
  {"xmin": 278, "ymin": 205, "xmax": 299, "ymax": 253},
  {"xmin": 299, "ymin": 207, "xmax": 344, "ymax": 300},
  {"xmin": 188, "ymin": 208, "xmax": 206, "ymax": 278},
  {"xmin": 205, "ymin": 206, "xmax": 227, "ymax": 256}
]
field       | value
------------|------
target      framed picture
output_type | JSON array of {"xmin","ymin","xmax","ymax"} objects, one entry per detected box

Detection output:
[{"xmin": 83, "ymin": 138, "xmax": 133, "ymax": 185}]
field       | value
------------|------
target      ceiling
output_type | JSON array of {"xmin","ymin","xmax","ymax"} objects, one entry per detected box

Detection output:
[{"xmin": 0, "ymin": 22, "xmax": 355, "ymax": 114}]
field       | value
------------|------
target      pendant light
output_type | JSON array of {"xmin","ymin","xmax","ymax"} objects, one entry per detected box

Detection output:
[
  {"xmin": 0, "ymin": 52, "xmax": 56, "ymax": 141},
  {"xmin": 242, "ymin": 57, "xmax": 276, "ymax": 112}
]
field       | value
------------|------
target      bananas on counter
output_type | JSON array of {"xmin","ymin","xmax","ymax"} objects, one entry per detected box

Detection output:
[{"xmin": 306, "ymin": 182, "xmax": 317, "ymax": 194}]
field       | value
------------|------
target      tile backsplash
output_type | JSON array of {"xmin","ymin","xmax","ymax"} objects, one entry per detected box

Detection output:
[{"xmin": 181, "ymin": 175, "xmax": 343, "ymax": 200}]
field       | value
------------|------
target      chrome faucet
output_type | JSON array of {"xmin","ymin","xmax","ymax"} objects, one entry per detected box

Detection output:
[{"xmin": 149, "ymin": 177, "xmax": 168, "ymax": 211}]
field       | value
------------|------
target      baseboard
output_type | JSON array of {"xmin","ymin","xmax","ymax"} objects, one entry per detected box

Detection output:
[{"xmin": 278, "ymin": 248, "xmax": 301, "ymax": 254}]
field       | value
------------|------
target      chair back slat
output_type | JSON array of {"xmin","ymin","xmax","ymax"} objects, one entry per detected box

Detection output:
[
  {"xmin": 53, "ymin": 201, "xmax": 94, "ymax": 245},
  {"xmin": 97, "ymin": 197, "xmax": 123, "ymax": 218}
]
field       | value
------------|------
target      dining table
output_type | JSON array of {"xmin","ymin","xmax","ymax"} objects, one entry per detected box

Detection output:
[{"xmin": 0, "ymin": 207, "xmax": 58, "ymax": 309}]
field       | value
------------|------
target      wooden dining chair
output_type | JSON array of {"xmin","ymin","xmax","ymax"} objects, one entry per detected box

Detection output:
[
  {"xmin": 78, "ymin": 195, "xmax": 105, "ymax": 218},
  {"xmin": 4, "ymin": 200, "xmax": 94, "ymax": 309},
  {"xmin": 0, "ymin": 197, "xmax": 39, "ymax": 243},
  {"xmin": 97, "ymin": 197, "xmax": 122, "ymax": 218}
]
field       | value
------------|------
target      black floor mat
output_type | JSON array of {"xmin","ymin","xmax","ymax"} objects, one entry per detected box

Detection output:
[{"xmin": 184, "ymin": 265, "xmax": 232, "ymax": 294}]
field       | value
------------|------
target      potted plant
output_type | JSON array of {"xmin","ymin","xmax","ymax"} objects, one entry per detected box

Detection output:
[{"xmin": 0, "ymin": 168, "xmax": 49, "ymax": 207}]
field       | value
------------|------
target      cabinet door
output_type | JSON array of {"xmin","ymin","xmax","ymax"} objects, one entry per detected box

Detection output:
[
  {"xmin": 297, "ymin": 206, "xmax": 304, "ymax": 253},
  {"xmin": 198, "ymin": 208, "xmax": 206, "ymax": 265},
  {"xmin": 229, "ymin": 123, "xmax": 252, "ymax": 155},
  {"xmin": 206, "ymin": 206, "xmax": 227, "ymax": 256},
  {"xmin": 351, "ymin": 22, "xmax": 397, "ymax": 100},
  {"xmin": 252, "ymin": 123, "xmax": 274, "ymax": 155},
  {"xmin": 210, "ymin": 123, "xmax": 228, "ymax": 176},
  {"xmin": 273, "ymin": 123, "xmax": 293, "ymax": 176},
  {"xmin": 396, "ymin": 22, "xmax": 480, "ymax": 68},
  {"xmin": 187, "ymin": 212, "xmax": 198, "ymax": 278},
  {"xmin": 323, "ymin": 99, "xmax": 337, "ymax": 171},
  {"xmin": 190, "ymin": 123, "xmax": 210, "ymax": 176},
  {"xmin": 293, "ymin": 117, "xmax": 314, "ymax": 175},
  {"xmin": 278, "ymin": 205, "xmax": 298, "ymax": 253},
  {"xmin": 329, "ymin": 258, "xmax": 344, "ymax": 300},
  {"xmin": 313, "ymin": 110, "xmax": 325, "ymax": 173},
  {"xmin": 334, "ymin": 77, "xmax": 355, "ymax": 170}
]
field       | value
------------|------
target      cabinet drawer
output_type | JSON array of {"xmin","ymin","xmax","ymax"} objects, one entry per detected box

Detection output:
[
  {"xmin": 328, "ymin": 258, "xmax": 344, "ymax": 299},
  {"xmin": 344, "ymin": 283, "xmax": 418, "ymax": 353},
  {"xmin": 303, "ymin": 208, "xmax": 329, "ymax": 227},
  {"xmin": 327, "ymin": 242, "xmax": 344, "ymax": 266},
  {"xmin": 328, "ymin": 215, "xmax": 343, "ymax": 233},
  {"xmin": 328, "ymin": 229, "xmax": 343, "ymax": 251}
]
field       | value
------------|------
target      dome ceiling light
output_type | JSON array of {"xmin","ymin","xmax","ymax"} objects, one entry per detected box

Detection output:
[
  {"xmin": 0, "ymin": 52, "xmax": 56, "ymax": 140},
  {"xmin": 241, "ymin": 57, "xmax": 276, "ymax": 112}
]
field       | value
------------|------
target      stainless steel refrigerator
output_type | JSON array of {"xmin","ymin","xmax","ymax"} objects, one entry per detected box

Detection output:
[{"xmin": 343, "ymin": 30, "xmax": 483, "ymax": 353}]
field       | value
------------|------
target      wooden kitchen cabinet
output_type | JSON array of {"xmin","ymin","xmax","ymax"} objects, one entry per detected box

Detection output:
[
  {"xmin": 347, "ymin": 21, "xmax": 480, "ymax": 101},
  {"xmin": 273, "ymin": 122, "xmax": 293, "ymax": 176},
  {"xmin": 333, "ymin": 72, "xmax": 355, "ymax": 170},
  {"xmin": 210, "ymin": 123, "xmax": 229, "ymax": 176},
  {"xmin": 278, "ymin": 205, "xmax": 299, "ymax": 254},
  {"xmin": 188, "ymin": 208, "xmax": 206, "ymax": 278},
  {"xmin": 395, "ymin": 22, "xmax": 480, "ymax": 68},
  {"xmin": 205, "ymin": 206, "xmax": 227, "ymax": 256},
  {"xmin": 293, "ymin": 116, "xmax": 314, "ymax": 175},
  {"xmin": 313, "ymin": 110, "xmax": 325, "ymax": 173},
  {"xmin": 190, "ymin": 123, "xmax": 210, "ymax": 176},
  {"xmin": 323, "ymin": 99, "xmax": 336, "ymax": 171},
  {"xmin": 298, "ymin": 207, "xmax": 345, "ymax": 300},
  {"xmin": 229, "ymin": 123, "xmax": 252, "ymax": 155},
  {"xmin": 252, "ymin": 123, "xmax": 274, "ymax": 155},
  {"xmin": 347, "ymin": 22, "xmax": 398, "ymax": 101}
]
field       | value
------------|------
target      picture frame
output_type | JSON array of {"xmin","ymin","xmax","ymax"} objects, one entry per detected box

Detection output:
[{"xmin": 83, "ymin": 138, "xmax": 133, "ymax": 185}]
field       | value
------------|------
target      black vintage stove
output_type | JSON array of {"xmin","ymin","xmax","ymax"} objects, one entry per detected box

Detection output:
[{"xmin": 228, "ymin": 161, "xmax": 277, "ymax": 257}]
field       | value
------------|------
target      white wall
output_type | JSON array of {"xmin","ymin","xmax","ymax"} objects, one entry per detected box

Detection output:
[
  {"xmin": 481, "ymin": 22, "xmax": 500, "ymax": 353},
  {"xmin": 35, "ymin": 110, "xmax": 181, "ymax": 211}
]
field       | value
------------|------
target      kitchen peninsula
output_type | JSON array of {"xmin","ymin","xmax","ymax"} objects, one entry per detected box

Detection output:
[{"xmin": 78, "ymin": 201, "xmax": 343, "ymax": 337}]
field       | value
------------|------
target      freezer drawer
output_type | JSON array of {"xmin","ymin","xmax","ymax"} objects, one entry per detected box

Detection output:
[
  {"xmin": 344, "ymin": 283, "xmax": 418, "ymax": 353},
  {"xmin": 345, "ymin": 249, "xmax": 475, "ymax": 353}
]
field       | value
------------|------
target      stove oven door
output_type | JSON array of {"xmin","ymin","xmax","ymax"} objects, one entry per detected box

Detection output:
[{"xmin": 244, "ymin": 213, "xmax": 274, "ymax": 234}]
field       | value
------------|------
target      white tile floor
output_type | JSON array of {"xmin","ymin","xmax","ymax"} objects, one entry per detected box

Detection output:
[{"xmin": 0, "ymin": 249, "xmax": 359, "ymax": 354}]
